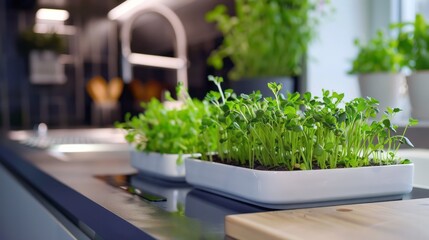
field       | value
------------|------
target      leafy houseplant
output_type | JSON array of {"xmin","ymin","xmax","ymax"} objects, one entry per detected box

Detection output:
[
  {"xmin": 206, "ymin": 0, "xmax": 326, "ymax": 95},
  {"xmin": 184, "ymin": 76, "xmax": 417, "ymax": 207},
  {"xmin": 395, "ymin": 14, "xmax": 429, "ymax": 71},
  {"xmin": 17, "ymin": 29, "xmax": 65, "ymax": 55},
  {"xmin": 17, "ymin": 29, "xmax": 66, "ymax": 84},
  {"xmin": 349, "ymin": 31, "xmax": 406, "ymax": 118},
  {"xmin": 394, "ymin": 14, "xmax": 429, "ymax": 120},
  {"xmin": 116, "ymin": 84, "xmax": 216, "ymax": 181},
  {"xmin": 349, "ymin": 31, "xmax": 403, "ymax": 74}
]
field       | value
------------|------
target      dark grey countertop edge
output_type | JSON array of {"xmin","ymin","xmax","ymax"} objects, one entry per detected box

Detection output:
[{"xmin": 0, "ymin": 143, "xmax": 155, "ymax": 240}]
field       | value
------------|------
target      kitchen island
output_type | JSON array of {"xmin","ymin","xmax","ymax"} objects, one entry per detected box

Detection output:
[{"xmin": 1, "ymin": 128, "xmax": 429, "ymax": 240}]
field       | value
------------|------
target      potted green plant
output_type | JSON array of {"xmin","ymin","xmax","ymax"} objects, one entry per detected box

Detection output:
[
  {"xmin": 116, "ymin": 84, "xmax": 217, "ymax": 181},
  {"xmin": 394, "ymin": 14, "xmax": 429, "ymax": 120},
  {"xmin": 349, "ymin": 30, "xmax": 406, "ymax": 118},
  {"xmin": 17, "ymin": 29, "xmax": 66, "ymax": 84},
  {"xmin": 206, "ymin": 0, "xmax": 326, "ymax": 96},
  {"xmin": 18, "ymin": 29, "xmax": 64, "ymax": 54},
  {"xmin": 185, "ymin": 76, "xmax": 417, "ymax": 208}
]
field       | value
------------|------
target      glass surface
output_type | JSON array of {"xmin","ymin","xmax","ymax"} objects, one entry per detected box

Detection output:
[
  {"xmin": 95, "ymin": 173, "xmax": 429, "ymax": 239},
  {"xmin": 96, "ymin": 173, "xmax": 267, "ymax": 239}
]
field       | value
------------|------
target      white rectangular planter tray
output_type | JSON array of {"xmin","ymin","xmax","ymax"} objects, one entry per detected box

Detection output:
[
  {"xmin": 185, "ymin": 158, "xmax": 414, "ymax": 208},
  {"xmin": 131, "ymin": 151, "xmax": 195, "ymax": 182}
]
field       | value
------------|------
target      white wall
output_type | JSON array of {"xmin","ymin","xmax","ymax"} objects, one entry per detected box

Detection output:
[
  {"xmin": 370, "ymin": 0, "xmax": 400, "ymax": 35},
  {"xmin": 306, "ymin": 0, "xmax": 370, "ymax": 101},
  {"xmin": 306, "ymin": 0, "xmax": 404, "ymax": 101}
]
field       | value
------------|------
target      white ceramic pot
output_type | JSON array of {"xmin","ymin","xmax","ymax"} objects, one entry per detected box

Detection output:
[
  {"xmin": 130, "ymin": 151, "xmax": 197, "ymax": 181},
  {"xmin": 185, "ymin": 158, "xmax": 414, "ymax": 208},
  {"xmin": 358, "ymin": 73, "xmax": 406, "ymax": 117},
  {"xmin": 407, "ymin": 71, "xmax": 429, "ymax": 120},
  {"xmin": 29, "ymin": 50, "xmax": 66, "ymax": 84}
]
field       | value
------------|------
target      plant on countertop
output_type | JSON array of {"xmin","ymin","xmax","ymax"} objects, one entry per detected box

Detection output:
[
  {"xmin": 206, "ymin": 0, "xmax": 329, "ymax": 80},
  {"xmin": 17, "ymin": 29, "xmax": 65, "ymax": 55},
  {"xmin": 116, "ymin": 83, "xmax": 217, "ymax": 163},
  {"xmin": 199, "ymin": 76, "xmax": 418, "ymax": 170},
  {"xmin": 393, "ymin": 14, "xmax": 429, "ymax": 71},
  {"xmin": 349, "ymin": 30, "xmax": 404, "ymax": 74}
]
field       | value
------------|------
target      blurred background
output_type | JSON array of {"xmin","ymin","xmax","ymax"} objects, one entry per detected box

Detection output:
[{"xmin": 0, "ymin": 0, "xmax": 428, "ymax": 130}]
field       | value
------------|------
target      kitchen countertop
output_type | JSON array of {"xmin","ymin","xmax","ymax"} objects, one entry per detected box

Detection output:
[{"xmin": 1, "ymin": 128, "xmax": 429, "ymax": 240}]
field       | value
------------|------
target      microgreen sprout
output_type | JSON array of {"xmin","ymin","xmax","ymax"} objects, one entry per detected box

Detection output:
[
  {"xmin": 116, "ymin": 83, "xmax": 217, "ymax": 163},
  {"xmin": 200, "ymin": 76, "xmax": 417, "ymax": 170}
]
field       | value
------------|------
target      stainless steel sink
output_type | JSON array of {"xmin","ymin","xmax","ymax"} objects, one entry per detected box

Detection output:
[{"xmin": 9, "ymin": 128, "xmax": 131, "ymax": 161}]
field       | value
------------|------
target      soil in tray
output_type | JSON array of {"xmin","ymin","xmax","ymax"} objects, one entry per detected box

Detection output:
[{"xmin": 205, "ymin": 155, "xmax": 398, "ymax": 171}]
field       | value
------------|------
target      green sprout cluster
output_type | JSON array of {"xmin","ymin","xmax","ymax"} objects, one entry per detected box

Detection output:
[
  {"xmin": 117, "ymin": 76, "xmax": 417, "ymax": 170},
  {"xmin": 200, "ymin": 76, "xmax": 417, "ymax": 170},
  {"xmin": 116, "ymin": 83, "xmax": 217, "ymax": 163}
]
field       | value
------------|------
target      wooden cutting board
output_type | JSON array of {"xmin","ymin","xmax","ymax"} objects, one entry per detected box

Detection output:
[{"xmin": 225, "ymin": 198, "xmax": 429, "ymax": 240}]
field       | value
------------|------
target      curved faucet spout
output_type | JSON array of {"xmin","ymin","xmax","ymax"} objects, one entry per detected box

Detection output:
[{"xmin": 120, "ymin": 3, "xmax": 188, "ymax": 88}]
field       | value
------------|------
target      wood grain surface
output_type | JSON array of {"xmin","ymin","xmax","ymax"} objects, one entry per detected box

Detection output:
[{"xmin": 225, "ymin": 198, "xmax": 429, "ymax": 240}]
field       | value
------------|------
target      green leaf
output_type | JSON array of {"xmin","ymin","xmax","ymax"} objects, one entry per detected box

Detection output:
[
  {"xmin": 383, "ymin": 119, "xmax": 396, "ymax": 132},
  {"xmin": 338, "ymin": 112, "xmax": 347, "ymax": 123},
  {"xmin": 314, "ymin": 144, "xmax": 323, "ymax": 156},
  {"xmin": 284, "ymin": 106, "xmax": 296, "ymax": 115},
  {"xmin": 205, "ymin": 5, "xmax": 227, "ymax": 22},
  {"xmin": 402, "ymin": 136, "xmax": 414, "ymax": 148},
  {"xmin": 267, "ymin": 82, "xmax": 282, "ymax": 95},
  {"xmin": 409, "ymin": 118, "xmax": 419, "ymax": 126},
  {"xmin": 292, "ymin": 125, "xmax": 303, "ymax": 132},
  {"xmin": 208, "ymin": 75, "xmax": 223, "ymax": 84},
  {"xmin": 240, "ymin": 93, "xmax": 250, "ymax": 100},
  {"xmin": 400, "ymin": 159, "xmax": 412, "ymax": 164},
  {"xmin": 255, "ymin": 110, "xmax": 264, "ymax": 118},
  {"xmin": 325, "ymin": 142, "xmax": 335, "ymax": 151}
]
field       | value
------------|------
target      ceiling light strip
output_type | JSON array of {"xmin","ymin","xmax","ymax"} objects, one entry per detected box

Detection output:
[{"xmin": 36, "ymin": 8, "xmax": 69, "ymax": 21}]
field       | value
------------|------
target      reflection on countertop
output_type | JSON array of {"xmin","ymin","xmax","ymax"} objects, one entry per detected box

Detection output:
[{"xmin": 2, "ymin": 128, "xmax": 429, "ymax": 239}]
